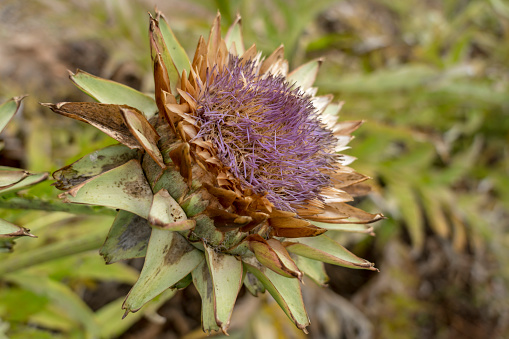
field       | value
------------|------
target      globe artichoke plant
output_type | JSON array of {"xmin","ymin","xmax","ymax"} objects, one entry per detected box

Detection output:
[{"xmin": 44, "ymin": 11, "xmax": 383, "ymax": 334}]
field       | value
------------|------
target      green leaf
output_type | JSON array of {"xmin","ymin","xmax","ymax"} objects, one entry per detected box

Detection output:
[
  {"xmin": 5, "ymin": 272, "xmax": 98, "ymax": 337},
  {"xmin": 244, "ymin": 258, "xmax": 310, "ymax": 333},
  {"xmin": 60, "ymin": 159, "xmax": 153, "ymax": 219},
  {"xmin": 387, "ymin": 182, "xmax": 424, "ymax": 252},
  {"xmin": 0, "ymin": 171, "xmax": 48, "ymax": 196},
  {"xmin": 192, "ymin": 259, "xmax": 220, "ymax": 333},
  {"xmin": 243, "ymin": 271, "xmax": 265, "ymax": 296},
  {"xmin": 100, "ymin": 210, "xmax": 151, "ymax": 264},
  {"xmin": 283, "ymin": 235, "xmax": 377, "ymax": 271},
  {"xmin": 0, "ymin": 96, "xmax": 24, "ymax": 133},
  {"xmin": 70, "ymin": 70, "xmax": 158, "ymax": 119},
  {"xmin": 204, "ymin": 245, "xmax": 243, "ymax": 333},
  {"xmin": 158, "ymin": 14, "xmax": 191, "ymax": 76},
  {"xmin": 0, "ymin": 218, "xmax": 36, "ymax": 239},
  {"xmin": 95, "ymin": 289, "xmax": 176, "ymax": 339},
  {"xmin": 123, "ymin": 229, "xmax": 204, "ymax": 314},
  {"xmin": 0, "ymin": 169, "xmax": 28, "ymax": 188},
  {"xmin": 0, "ymin": 228, "xmax": 106, "ymax": 275},
  {"xmin": 53, "ymin": 144, "xmax": 139, "ymax": 191},
  {"xmin": 291, "ymin": 255, "xmax": 329, "ymax": 286}
]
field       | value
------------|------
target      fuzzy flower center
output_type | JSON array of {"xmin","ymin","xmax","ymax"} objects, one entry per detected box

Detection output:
[{"xmin": 194, "ymin": 56, "xmax": 338, "ymax": 211}]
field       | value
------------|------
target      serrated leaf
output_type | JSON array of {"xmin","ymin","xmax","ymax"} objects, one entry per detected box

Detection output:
[
  {"xmin": 123, "ymin": 229, "xmax": 204, "ymax": 314},
  {"xmin": 53, "ymin": 144, "xmax": 139, "ymax": 190},
  {"xmin": 244, "ymin": 258, "xmax": 310, "ymax": 333},
  {"xmin": 283, "ymin": 235, "xmax": 377, "ymax": 271},
  {"xmin": 70, "ymin": 70, "xmax": 158, "ymax": 120},
  {"xmin": 59, "ymin": 159, "xmax": 153, "ymax": 219},
  {"xmin": 204, "ymin": 244, "xmax": 243, "ymax": 333}
]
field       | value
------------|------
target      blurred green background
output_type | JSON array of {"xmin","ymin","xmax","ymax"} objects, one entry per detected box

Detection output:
[{"xmin": 0, "ymin": 0, "xmax": 508, "ymax": 338}]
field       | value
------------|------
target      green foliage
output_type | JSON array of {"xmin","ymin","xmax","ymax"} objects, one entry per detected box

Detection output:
[{"xmin": 0, "ymin": 0, "xmax": 507, "ymax": 337}]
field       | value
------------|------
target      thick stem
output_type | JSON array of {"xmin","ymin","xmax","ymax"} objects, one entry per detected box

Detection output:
[
  {"xmin": 0, "ymin": 196, "xmax": 117, "ymax": 216},
  {"xmin": 0, "ymin": 231, "xmax": 106, "ymax": 275}
]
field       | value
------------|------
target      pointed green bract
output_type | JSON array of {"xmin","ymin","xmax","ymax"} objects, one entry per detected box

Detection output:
[
  {"xmin": 287, "ymin": 58, "xmax": 322, "ymax": 91},
  {"xmin": 292, "ymin": 255, "xmax": 329, "ymax": 286},
  {"xmin": 248, "ymin": 236, "xmax": 301, "ymax": 279},
  {"xmin": 243, "ymin": 272, "xmax": 265, "ymax": 296},
  {"xmin": 0, "ymin": 171, "xmax": 48, "ymax": 196},
  {"xmin": 53, "ymin": 144, "xmax": 139, "ymax": 190},
  {"xmin": 0, "ymin": 169, "xmax": 28, "ymax": 188},
  {"xmin": 0, "ymin": 219, "xmax": 35, "ymax": 239},
  {"xmin": 123, "ymin": 229, "xmax": 204, "ymax": 314},
  {"xmin": 204, "ymin": 245, "xmax": 243, "ymax": 333},
  {"xmin": 100, "ymin": 210, "xmax": 152, "ymax": 264},
  {"xmin": 158, "ymin": 14, "xmax": 191, "ymax": 76},
  {"xmin": 225, "ymin": 15, "xmax": 245, "ymax": 55},
  {"xmin": 310, "ymin": 220, "xmax": 375, "ymax": 234},
  {"xmin": 322, "ymin": 101, "xmax": 343, "ymax": 117},
  {"xmin": 60, "ymin": 159, "xmax": 153, "ymax": 219},
  {"xmin": 284, "ymin": 235, "xmax": 377, "ymax": 271},
  {"xmin": 0, "ymin": 96, "xmax": 24, "ymax": 132},
  {"xmin": 70, "ymin": 70, "xmax": 158, "ymax": 119},
  {"xmin": 192, "ymin": 260, "xmax": 220, "ymax": 333},
  {"xmin": 148, "ymin": 189, "xmax": 195, "ymax": 231},
  {"xmin": 150, "ymin": 16, "xmax": 180, "ymax": 95},
  {"xmin": 244, "ymin": 259, "xmax": 310, "ymax": 332}
]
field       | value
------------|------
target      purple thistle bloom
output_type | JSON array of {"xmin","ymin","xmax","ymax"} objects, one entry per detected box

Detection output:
[{"xmin": 194, "ymin": 56, "xmax": 339, "ymax": 211}]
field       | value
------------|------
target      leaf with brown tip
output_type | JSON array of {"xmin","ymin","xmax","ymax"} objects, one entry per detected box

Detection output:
[
  {"xmin": 207, "ymin": 12, "xmax": 222, "ymax": 67},
  {"xmin": 43, "ymin": 102, "xmax": 142, "ymax": 149},
  {"xmin": 247, "ymin": 235, "xmax": 302, "ymax": 280},
  {"xmin": 283, "ymin": 235, "xmax": 377, "ymax": 271},
  {"xmin": 260, "ymin": 45, "xmax": 284, "ymax": 74},
  {"xmin": 120, "ymin": 107, "xmax": 165, "ymax": 168},
  {"xmin": 225, "ymin": 14, "xmax": 244, "ymax": 55}
]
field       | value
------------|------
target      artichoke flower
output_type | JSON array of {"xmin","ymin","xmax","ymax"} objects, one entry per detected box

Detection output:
[{"xmin": 44, "ymin": 12, "xmax": 383, "ymax": 333}]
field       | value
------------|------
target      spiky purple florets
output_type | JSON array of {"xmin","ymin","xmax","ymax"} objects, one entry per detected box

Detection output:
[{"xmin": 194, "ymin": 56, "xmax": 338, "ymax": 211}]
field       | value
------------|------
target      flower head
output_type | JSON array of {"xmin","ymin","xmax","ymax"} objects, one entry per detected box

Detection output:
[
  {"xmin": 45, "ymin": 11, "xmax": 383, "ymax": 334},
  {"xmin": 195, "ymin": 55, "xmax": 338, "ymax": 211}
]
